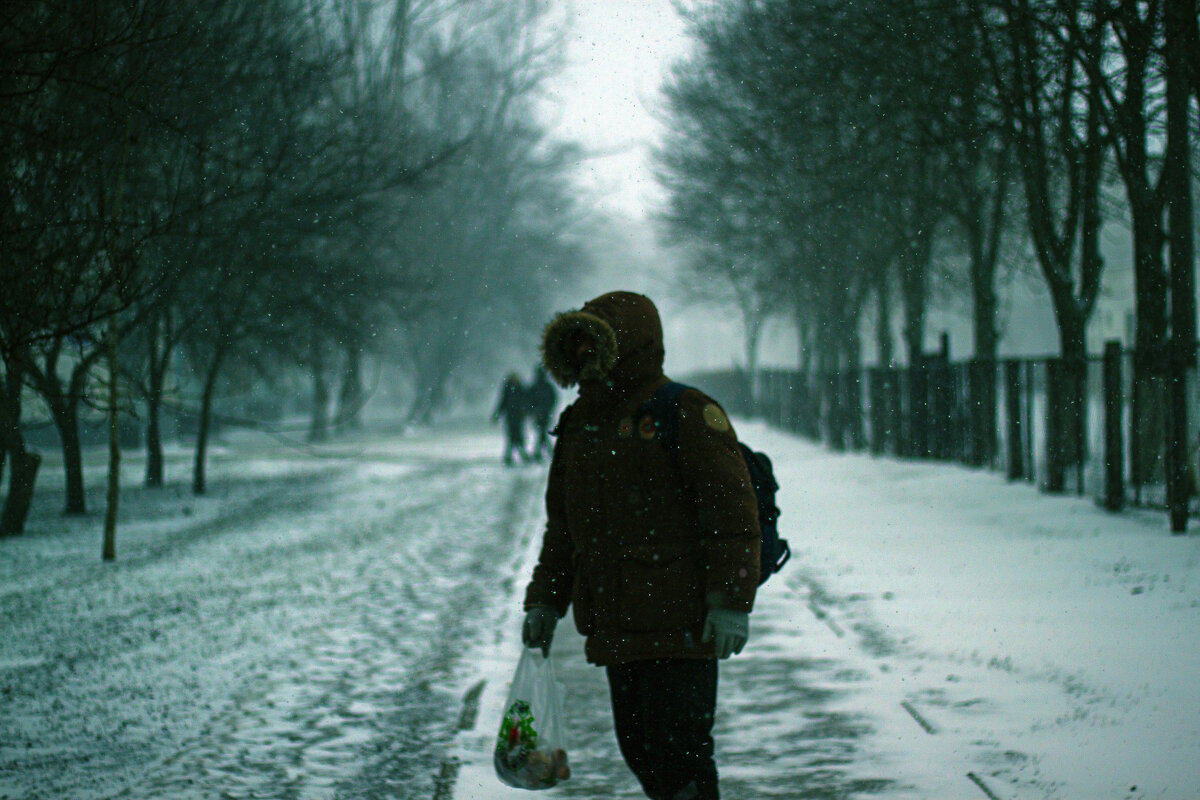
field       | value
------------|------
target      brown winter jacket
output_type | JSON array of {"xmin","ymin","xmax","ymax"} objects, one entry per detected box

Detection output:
[{"xmin": 524, "ymin": 291, "xmax": 760, "ymax": 666}]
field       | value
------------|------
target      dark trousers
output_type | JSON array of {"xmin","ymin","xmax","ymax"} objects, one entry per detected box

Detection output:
[
  {"xmin": 605, "ymin": 658, "xmax": 719, "ymax": 800},
  {"xmin": 502, "ymin": 420, "xmax": 526, "ymax": 464},
  {"xmin": 531, "ymin": 418, "xmax": 551, "ymax": 461}
]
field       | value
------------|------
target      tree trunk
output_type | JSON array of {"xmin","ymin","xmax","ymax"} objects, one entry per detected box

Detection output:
[
  {"xmin": 966, "ymin": 186, "xmax": 1004, "ymax": 467},
  {"xmin": 309, "ymin": 348, "xmax": 330, "ymax": 442},
  {"xmin": 899, "ymin": 226, "xmax": 932, "ymax": 366},
  {"xmin": 193, "ymin": 351, "xmax": 225, "ymax": 496},
  {"xmin": 1111, "ymin": 0, "xmax": 1169, "ymax": 414},
  {"xmin": 898, "ymin": 227, "xmax": 933, "ymax": 458},
  {"xmin": 818, "ymin": 345, "xmax": 842, "ymax": 451},
  {"xmin": 335, "ymin": 347, "xmax": 364, "ymax": 432},
  {"xmin": 969, "ymin": 225, "xmax": 999, "ymax": 363},
  {"xmin": 146, "ymin": 386, "xmax": 165, "ymax": 487},
  {"xmin": 876, "ymin": 277, "xmax": 893, "ymax": 368},
  {"xmin": 843, "ymin": 325, "xmax": 864, "ymax": 449},
  {"xmin": 1002, "ymin": 6, "xmax": 1106, "ymax": 489},
  {"xmin": 794, "ymin": 304, "xmax": 814, "ymax": 376},
  {"xmin": 0, "ymin": 376, "xmax": 11, "ymax": 490},
  {"xmin": 103, "ymin": 312, "xmax": 119, "ymax": 562},
  {"xmin": 29, "ymin": 353, "xmax": 95, "ymax": 515},
  {"xmin": 0, "ymin": 449, "xmax": 41, "ymax": 536},
  {"xmin": 47, "ymin": 392, "xmax": 87, "ymax": 515},
  {"xmin": 1164, "ymin": 0, "xmax": 1197, "ymax": 532},
  {"xmin": 793, "ymin": 304, "xmax": 819, "ymax": 439},
  {"xmin": 1118, "ymin": 45, "xmax": 1170, "ymax": 497},
  {"xmin": 408, "ymin": 378, "xmax": 447, "ymax": 426},
  {"xmin": 1047, "ymin": 310, "xmax": 1089, "ymax": 493},
  {"xmin": 407, "ymin": 351, "xmax": 455, "ymax": 426},
  {"xmin": 1129, "ymin": 208, "xmax": 1169, "ymax": 491},
  {"xmin": 743, "ymin": 311, "xmax": 762, "ymax": 415},
  {"xmin": 0, "ymin": 360, "xmax": 38, "ymax": 535},
  {"xmin": 144, "ymin": 309, "xmax": 173, "ymax": 487}
]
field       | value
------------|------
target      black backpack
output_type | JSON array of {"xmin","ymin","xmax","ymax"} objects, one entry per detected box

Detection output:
[{"xmin": 640, "ymin": 382, "xmax": 790, "ymax": 586}]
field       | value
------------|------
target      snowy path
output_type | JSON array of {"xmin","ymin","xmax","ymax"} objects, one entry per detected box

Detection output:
[
  {"xmin": 4, "ymin": 419, "xmax": 1199, "ymax": 799},
  {"xmin": 1, "ymin": 425, "xmax": 544, "ymax": 800},
  {"xmin": 449, "ymin": 420, "xmax": 1200, "ymax": 800}
]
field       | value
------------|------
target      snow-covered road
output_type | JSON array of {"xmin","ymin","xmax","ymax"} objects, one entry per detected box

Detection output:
[
  {"xmin": 3, "ymin": 418, "xmax": 1199, "ymax": 799},
  {"xmin": 1, "ymin": 426, "xmax": 543, "ymax": 800}
]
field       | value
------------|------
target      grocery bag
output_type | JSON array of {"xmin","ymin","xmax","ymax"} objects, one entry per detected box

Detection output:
[{"xmin": 493, "ymin": 648, "xmax": 570, "ymax": 790}]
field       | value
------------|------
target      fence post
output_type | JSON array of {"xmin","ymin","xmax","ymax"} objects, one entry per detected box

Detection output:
[
  {"xmin": 789, "ymin": 372, "xmax": 805, "ymax": 434},
  {"xmin": 931, "ymin": 357, "xmax": 944, "ymax": 459},
  {"xmin": 763, "ymin": 371, "xmax": 779, "ymax": 427},
  {"xmin": 888, "ymin": 368, "xmax": 903, "ymax": 457},
  {"xmin": 930, "ymin": 358, "xmax": 946, "ymax": 459},
  {"xmin": 968, "ymin": 359, "xmax": 997, "ymax": 467},
  {"xmin": 1045, "ymin": 359, "xmax": 1066, "ymax": 493},
  {"xmin": 1005, "ymin": 360, "xmax": 1024, "ymax": 481},
  {"xmin": 1069, "ymin": 356, "xmax": 1088, "ymax": 496},
  {"xmin": 846, "ymin": 369, "xmax": 864, "ymax": 450},
  {"xmin": 951, "ymin": 363, "xmax": 966, "ymax": 461},
  {"xmin": 868, "ymin": 368, "xmax": 884, "ymax": 454},
  {"xmin": 1166, "ymin": 343, "xmax": 1193, "ymax": 533},
  {"xmin": 1103, "ymin": 340, "xmax": 1125, "ymax": 511},
  {"xmin": 798, "ymin": 373, "xmax": 818, "ymax": 439},
  {"xmin": 826, "ymin": 371, "xmax": 844, "ymax": 450},
  {"xmin": 929, "ymin": 337, "xmax": 953, "ymax": 460},
  {"xmin": 909, "ymin": 360, "xmax": 929, "ymax": 458},
  {"xmin": 1025, "ymin": 362, "xmax": 1037, "ymax": 483}
]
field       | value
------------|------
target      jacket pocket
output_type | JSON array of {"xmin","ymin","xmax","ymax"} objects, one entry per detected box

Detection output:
[
  {"xmin": 571, "ymin": 563, "xmax": 595, "ymax": 635},
  {"xmin": 617, "ymin": 551, "xmax": 703, "ymax": 633}
]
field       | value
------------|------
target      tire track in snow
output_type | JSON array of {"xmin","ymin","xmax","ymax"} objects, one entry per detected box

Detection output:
[
  {"xmin": 134, "ymin": 465, "xmax": 543, "ymax": 800},
  {"xmin": 0, "ymin": 453, "xmax": 546, "ymax": 800},
  {"xmin": 789, "ymin": 567, "xmax": 1059, "ymax": 799}
]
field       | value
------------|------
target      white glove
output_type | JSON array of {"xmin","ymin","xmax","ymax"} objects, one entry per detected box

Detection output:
[{"xmin": 701, "ymin": 607, "xmax": 749, "ymax": 659}]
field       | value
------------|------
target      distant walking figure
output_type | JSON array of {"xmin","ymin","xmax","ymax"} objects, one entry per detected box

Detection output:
[
  {"xmin": 492, "ymin": 373, "xmax": 529, "ymax": 466},
  {"xmin": 526, "ymin": 365, "xmax": 558, "ymax": 462}
]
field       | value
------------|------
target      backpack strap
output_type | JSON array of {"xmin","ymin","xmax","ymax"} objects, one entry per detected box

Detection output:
[{"xmin": 639, "ymin": 381, "xmax": 691, "ymax": 452}]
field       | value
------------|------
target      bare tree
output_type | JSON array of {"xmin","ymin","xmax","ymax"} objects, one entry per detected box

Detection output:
[
  {"xmin": 386, "ymin": 0, "xmax": 586, "ymax": 423},
  {"xmin": 1162, "ymin": 0, "xmax": 1198, "ymax": 529},
  {"xmin": 979, "ymin": 0, "xmax": 1110, "ymax": 490}
]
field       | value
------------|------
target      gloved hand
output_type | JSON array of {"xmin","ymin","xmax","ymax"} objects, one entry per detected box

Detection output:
[
  {"xmin": 701, "ymin": 607, "xmax": 749, "ymax": 659},
  {"xmin": 522, "ymin": 606, "xmax": 558, "ymax": 657}
]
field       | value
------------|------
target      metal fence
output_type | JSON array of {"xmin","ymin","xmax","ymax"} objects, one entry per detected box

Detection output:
[{"xmin": 685, "ymin": 343, "xmax": 1199, "ymax": 530}]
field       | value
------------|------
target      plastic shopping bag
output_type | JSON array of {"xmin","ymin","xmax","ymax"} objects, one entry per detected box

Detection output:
[{"xmin": 493, "ymin": 648, "xmax": 570, "ymax": 790}]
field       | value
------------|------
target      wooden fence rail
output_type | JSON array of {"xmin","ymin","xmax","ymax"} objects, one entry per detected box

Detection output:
[{"xmin": 684, "ymin": 340, "xmax": 1197, "ymax": 532}]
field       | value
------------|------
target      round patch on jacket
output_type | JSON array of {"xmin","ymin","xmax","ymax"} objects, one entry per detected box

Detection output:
[
  {"xmin": 702, "ymin": 403, "xmax": 731, "ymax": 432},
  {"xmin": 638, "ymin": 414, "xmax": 657, "ymax": 440},
  {"xmin": 617, "ymin": 417, "xmax": 634, "ymax": 438}
]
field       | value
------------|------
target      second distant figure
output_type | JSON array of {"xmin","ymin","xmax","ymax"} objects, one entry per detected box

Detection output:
[
  {"xmin": 492, "ymin": 372, "xmax": 529, "ymax": 466},
  {"xmin": 526, "ymin": 365, "xmax": 558, "ymax": 463}
]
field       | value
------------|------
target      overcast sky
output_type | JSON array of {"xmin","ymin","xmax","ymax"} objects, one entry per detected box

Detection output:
[{"xmin": 540, "ymin": 0, "xmax": 691, "ymax": 220}]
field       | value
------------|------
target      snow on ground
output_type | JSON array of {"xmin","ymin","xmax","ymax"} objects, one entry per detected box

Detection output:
[
  {"xmin": 3, "ymin": 417, "xmax": 1199, "ymax": 799},
  {"xmin": 766, "ymin": 415, "xmax": 1200, "ymax": 799},
  {"xmin": 1, "ymin": 422, "xmax": 544, "ymax": 800},
  {"xmin": 452, "ymin": 419, "xmax": 1200, "ymax": 800}
]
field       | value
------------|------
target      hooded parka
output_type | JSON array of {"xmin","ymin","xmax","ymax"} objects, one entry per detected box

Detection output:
[{"xmin": 524, "ymin": 292, "xmax": 760, "ymax": 666}]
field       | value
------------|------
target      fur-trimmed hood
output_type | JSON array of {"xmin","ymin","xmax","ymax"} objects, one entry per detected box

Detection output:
[{"xmin": 541, "ymin": 291, "xmax": 664, "ymax": 393}]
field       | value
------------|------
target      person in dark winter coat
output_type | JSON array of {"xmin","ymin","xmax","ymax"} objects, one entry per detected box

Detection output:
[
  {"xmin": 521, "ymin": 291, "xmax": 760, "ymax": 800},
  {"xmin": 491, "ymin": 373, "xmax": 529, "ymax": 465},
  {"xmin": 525, "ymin": 365, "xmax": 558, "ymax": 462}
]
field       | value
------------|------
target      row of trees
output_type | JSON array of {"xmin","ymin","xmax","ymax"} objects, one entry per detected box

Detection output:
[
  {"xmin": 0, "ymin": 0, "xmax": 587, "ymax": 545},
  {"xmin": 657, "ymin": 0, "xmax": 1199, "ymax": 525}
]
